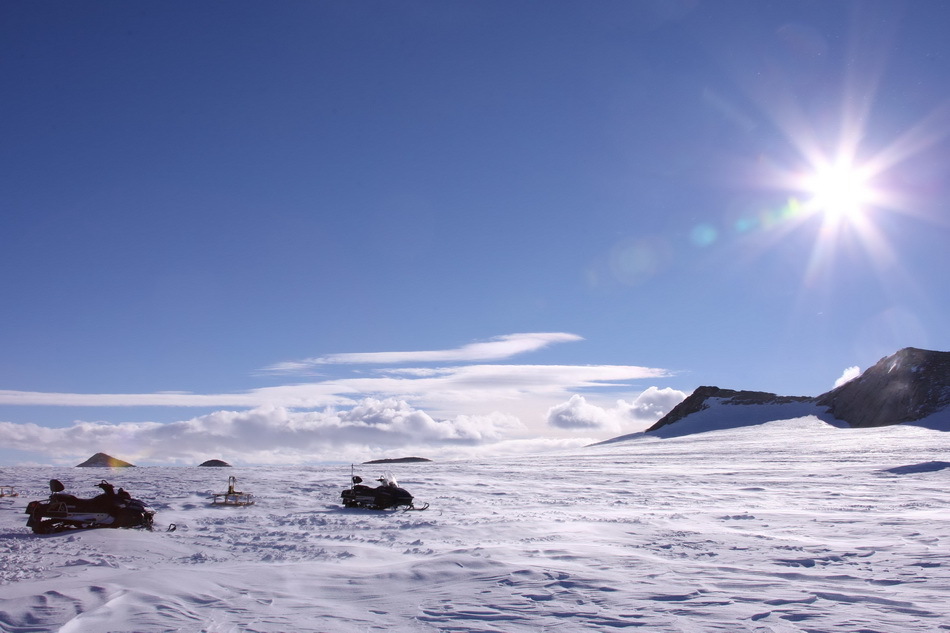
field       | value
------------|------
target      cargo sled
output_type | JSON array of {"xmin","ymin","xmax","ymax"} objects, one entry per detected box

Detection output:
[{"xmin": 211, "ymin": 476, "xmax": 254, "ymax": 506}]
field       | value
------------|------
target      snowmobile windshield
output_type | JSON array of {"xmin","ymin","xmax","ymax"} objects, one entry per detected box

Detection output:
[{"xmin": 379, "ymin": 472, "xmax": 398, "ymax": 487}]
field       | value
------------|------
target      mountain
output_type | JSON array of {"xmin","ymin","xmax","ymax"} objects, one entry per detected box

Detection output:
[
  {"xmin": 76, "ymin": 452, "xmax": 135, "ymax": 467},
  {"xmin": 364, "ymin": 457, "xmax": 432, "ymax": 464},
  {"xmin": 601, "ymin": 348, "xmax": 950, "ymax": 443},
  {"xmin": 815, "ymin": 347, "xmax": 950, "ymax": 427},
  {"xmin": 199, "ymin": 459, "xmax": 232, "ymax": 467},
  {"xmin": 644, "ymin": 386, "xmax": 814, "ymax": 434}
]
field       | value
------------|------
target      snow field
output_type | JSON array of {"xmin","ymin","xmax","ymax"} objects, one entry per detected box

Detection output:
[{"xmin": 0, "ymin": 417, "xmax": 948, "ymax": 632}]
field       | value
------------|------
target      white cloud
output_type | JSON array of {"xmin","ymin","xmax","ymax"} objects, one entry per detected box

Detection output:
[
  {"xmin": 546, "ymin": 387, "xmax": 687, "ymax": 433},
  {"xmin": 0, "ymin": 333, "xmax": 680, "ymax": 464},
  {"xmin": 547, "ymin": 395, "xmax": 612, "ymax": 430},
  {"xmin": 0, "ymin": 382, "xmax": 684, "ymax": 465},
  {"xmin": 617, "ymin": 386, "xmax": 689, "ymax": 421},
  {"xmin": 263, "ymin": 332, "xmax": 584, "ymax": 372},
  {"xmin": 0, "ymin": 386, "xmax": 355, "ymax": 409},
  {"xmin": 834, "ymin": 366, "xmax": 861, "ymax": 388},
  {"xmin": 0, "ymin": 399, "xmax": 529, "ymax": 465},
  {"xmin": 0, "ymin": 364, "xmax": 668, "ymax": 410}
]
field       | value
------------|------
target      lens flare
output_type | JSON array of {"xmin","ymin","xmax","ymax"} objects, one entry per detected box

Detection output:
[
  {"xmin": 689, "ymin": 224, "xmax": 718, "ymax": 247},
  {"xmin": 803, "ymin": 158, "xmax": 872, "ymax": 223}
]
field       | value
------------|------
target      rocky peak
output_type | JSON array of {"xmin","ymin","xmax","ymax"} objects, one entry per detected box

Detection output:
[
  {"xmin": 76, "ymin": 452, "xmax": 135, "ymax": 467},
  {"xmin": 642, "ymin": 347, "xmax": 950, "ymax": 437},
  {"xmin": 816, "ymin": 347, "xmax": 950, "ymax": 427},
  {"xmin": 646, "ymin": 386, "xmax": 812, "ymax": 433}
]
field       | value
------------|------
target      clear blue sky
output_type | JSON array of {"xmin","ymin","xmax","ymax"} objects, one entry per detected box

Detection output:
[{"xmin": 2, "ymin": 1, "xmax": 949, "ymax": 465}]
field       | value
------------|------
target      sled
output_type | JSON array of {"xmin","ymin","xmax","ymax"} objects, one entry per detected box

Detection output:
[
  {"xmin": 0, "ymin": 486, "xmax": 17, "ymax": 497},
  {"xmin": 211, "ymin": 476, "xmax": 254, "ymax": 506}
]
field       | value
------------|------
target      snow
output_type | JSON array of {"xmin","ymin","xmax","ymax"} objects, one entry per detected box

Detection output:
[
  {"xmin": 1, "ymin": 417, "xmax": 949, "ymax": 632},
  {"xmin": 649, "ymin": 400, "xmax": 834, "ymax": 438}
]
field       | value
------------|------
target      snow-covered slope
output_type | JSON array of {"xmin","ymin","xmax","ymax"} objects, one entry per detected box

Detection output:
[
  {"xmin": 1, "ymin": 418, "xmax": 948, "ymax": 632},
  {"xmin": 621, "ymin": 348, "xmax": 950, "ymax": 441},
  {"xmin": 600, "ymin": 388, "xmax": 828, "ymax": 443}
]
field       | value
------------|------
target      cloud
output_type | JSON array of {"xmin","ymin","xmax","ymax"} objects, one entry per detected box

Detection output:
[
  {"xmin": 0, "ymin": 381, "xmax": 681, "ymax": 466},
  {"xmin": 366, "ymin": 364, "xmax": 670, "ymax": 409},
  {"xmin": 546, "ymin": 387, "xmax": 687, "ymax": 433},
  {"xmin": 0, "ymin": 386, "xmax": 355, "ymax": 409},
  {"xmin": 619, "ymin": 386, "xmax": 688, "ymax": 420},
  {"xmin": 547, "ymin": 395, "xmax": 612, "ymax": 430},
  {"xmin": 263, "ymin": 332, "xmax": 583, "ymax": 373},
  {"xmin": 0, "ymin": 364, "xmax": 669, "ymax": 410},
  {"xmin": 0, "ymin": 399, "xmax": 528, "ymax": 465},
  {"xmin": 0, "ymin": 333, "xmax": 680, "ymax": 464},
  {"xmin": 834, "ymin": 366, "xmax": 861, "ymax": 388}
]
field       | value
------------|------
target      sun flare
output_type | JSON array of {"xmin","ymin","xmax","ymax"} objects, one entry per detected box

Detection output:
[{"xmin": 803, "ymin": 158, "xmax": 872, "ymax": 223}]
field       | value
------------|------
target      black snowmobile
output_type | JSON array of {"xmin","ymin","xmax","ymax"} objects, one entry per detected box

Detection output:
[
  {"xmin": 25, "ymin": 479, "xmax": 155, "ymax": 534},
  {"xmin": 341, "ymin": 471, "xmax": 428, "ymax": 511}
]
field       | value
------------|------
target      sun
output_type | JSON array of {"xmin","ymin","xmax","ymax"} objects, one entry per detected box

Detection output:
[{"xmin": 802, "ymin": 158, "xmax": 873, "ymax": 224}]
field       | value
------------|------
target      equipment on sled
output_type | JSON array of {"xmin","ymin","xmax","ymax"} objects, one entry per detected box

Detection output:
[
  {"xmin": 211, "ymin": 476, "xmax": 254, "ymax": 506},
  {"xmin": 341, "ymin": 467, "xmax": 428, "ymax": 511},
  {"xmin": 25, "ymin": 479, "xmax": 155, "ymax": 534},
  {"xmin": 0, "ymin": 486, "xmax": 17, "ymax": 497}
]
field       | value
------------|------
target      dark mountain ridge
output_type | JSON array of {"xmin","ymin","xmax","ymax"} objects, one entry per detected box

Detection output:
[
  {"xmin": 645, "ymin": 387, "xmax": 813, "ymax": 433},
  {"xmin": 816, "ymin": 347, "xmax": 950, "ymax": 427},
  {"xmin": 635, "ymin": 348, "xmax": 950, "ymax": 439},
  {"xmin": 364, "ymin": 457, "xmax": 432, "ymax": 464},
  {"xmin": 199, "ymin": 459, "xmax": 232, "ymax": 467}
]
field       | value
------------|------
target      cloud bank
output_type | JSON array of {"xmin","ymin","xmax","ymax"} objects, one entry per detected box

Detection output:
[
  {"xmin": 0, "ymin": 385, "xmax": 683, "ymax": 465},
  {"xmin": 0, "ymin": 364, "xmax": 668, "ymax": 410},
  {"xmin": 0, "ymin": 391, "xmax": 682, "ymax": 465},
  {"xmin": 546, "ymin": 387, "xmax": 687, "ymax": 433},
  {"xmin": 0, "ymin": 399, "xmax": 532, "ymax": 465},
  {"xmin": 0, "ymin": 333, "xmax": 681, "ymax": 464}
]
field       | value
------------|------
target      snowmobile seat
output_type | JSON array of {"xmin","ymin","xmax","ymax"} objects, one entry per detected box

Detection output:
[
  {"xmin": 50, "ymin": 492, "xmax": 80, "ymax": 503},
  {"xmin": 49, "ymin": 492, "xmax": 119, "ymax": 513}
]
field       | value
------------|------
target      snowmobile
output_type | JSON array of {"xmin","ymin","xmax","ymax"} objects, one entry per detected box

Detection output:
[
  {"xmin": 25, "ymin": 479, "xmax": 155, "ymax": 534},
  {"xmin": 341, "ymin": 470, "xmax": 428, "ymax": 511}
]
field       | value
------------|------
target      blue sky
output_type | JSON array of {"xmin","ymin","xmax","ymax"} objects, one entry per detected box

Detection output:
[{"xmin": 2, "ymin": 1, "xmax": 949, "ymax": 465}]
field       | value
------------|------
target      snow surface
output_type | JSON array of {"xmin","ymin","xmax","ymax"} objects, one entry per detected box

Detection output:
[{"xmin": 1, "ymin": 416, "xmax": 949, "ymax": 632}]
